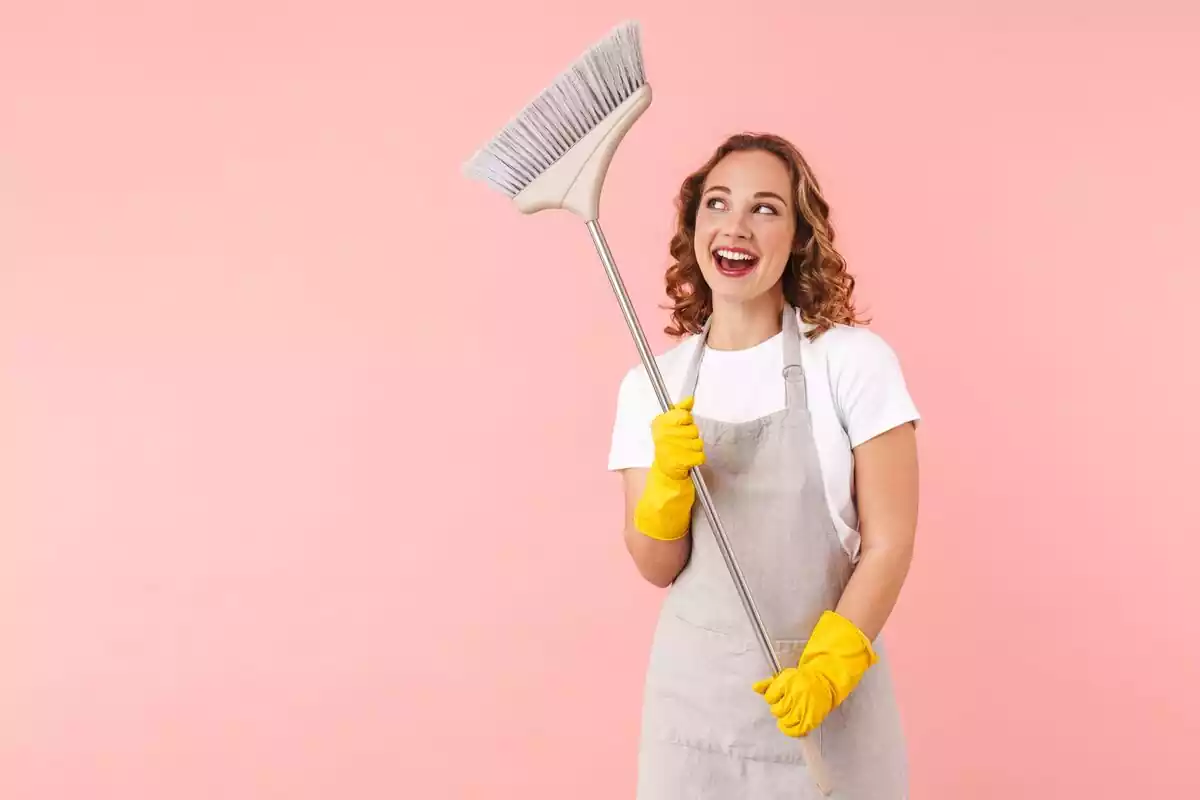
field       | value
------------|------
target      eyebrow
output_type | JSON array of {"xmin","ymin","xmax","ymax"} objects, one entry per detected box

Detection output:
[{"xmin": 704, "ymin": 185, "xmax": 789, "ymax": 206}]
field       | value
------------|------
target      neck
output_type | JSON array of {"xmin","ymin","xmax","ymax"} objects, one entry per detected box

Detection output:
[{"xmin": 706, "ymin": 291, "xmax": 786, "ymax": 351}]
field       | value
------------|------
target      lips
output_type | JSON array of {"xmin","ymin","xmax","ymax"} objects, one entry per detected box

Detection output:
[{"xmin": 712, "ymin": 247, "xmax": 760, "ymax": 277}]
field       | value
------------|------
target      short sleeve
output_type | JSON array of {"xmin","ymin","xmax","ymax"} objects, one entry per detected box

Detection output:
[
  {"xmin": 607, "ymin": 365, "xmax": 657, "ymax": 471},
  {"xmin": 830, "ymin": 329, "xmax": 921, "ymax": 449}
]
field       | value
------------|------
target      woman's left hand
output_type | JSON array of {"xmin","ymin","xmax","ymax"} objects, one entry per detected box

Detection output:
[{"xmin": 752, "ymin": 610, "xmax": 878, "ymax": 737}]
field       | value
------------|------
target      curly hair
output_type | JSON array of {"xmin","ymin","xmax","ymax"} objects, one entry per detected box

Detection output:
[{"xmin": 662, "ymin": 132, "xmax": 867, "ymax": 339}]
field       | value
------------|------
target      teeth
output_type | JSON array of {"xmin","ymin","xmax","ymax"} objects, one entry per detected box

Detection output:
[{"xmin": 716, "ymin": 249, "xmax": 756, "ymax": 262}]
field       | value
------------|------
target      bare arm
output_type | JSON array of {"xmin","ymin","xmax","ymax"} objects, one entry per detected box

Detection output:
[
  {"xmin": 834, "ymin": 422, "xmax": 919, "ymax": 641},
  {"xmin": 620, "ymin": 467, "xmax": 691, "ymax": 588}
]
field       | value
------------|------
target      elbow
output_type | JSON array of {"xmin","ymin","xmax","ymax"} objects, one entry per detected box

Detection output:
[
  {"xmin": 641, "ymin": 569, "xmax": 677, "ymax": 589},
  {"xmin": 859, "ymin": 537, "xmax": 916, "ymax": 575}
]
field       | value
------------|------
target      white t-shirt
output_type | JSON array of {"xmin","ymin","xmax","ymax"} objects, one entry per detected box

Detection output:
[{"xmin": 607, "ymin": 310, "xmax": 920, "ymax": 561}]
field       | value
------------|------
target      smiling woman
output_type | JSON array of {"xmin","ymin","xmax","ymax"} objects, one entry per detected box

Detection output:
[{"xmin": 608, "ymin": 133, "xmax": 920, "ymax": 799}]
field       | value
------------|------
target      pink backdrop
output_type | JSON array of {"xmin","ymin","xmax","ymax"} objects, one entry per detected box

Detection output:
[{"xmin": 3, "ymin": 2, "xmax": 1198, "ymax": 798}]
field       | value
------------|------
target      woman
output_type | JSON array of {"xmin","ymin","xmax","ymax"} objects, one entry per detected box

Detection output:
[{"xmin": 607, "ymin": 133, "xmax": 920, "ymax": 799}]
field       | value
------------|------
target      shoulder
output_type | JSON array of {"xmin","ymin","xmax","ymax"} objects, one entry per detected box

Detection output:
[
  {"xmin": 607, "ymin": 335, "xmax": 700, "ymax": 471},
  {"xmin": 803, "ymin": 322, "xmax": 909, "ymax": 391},
  {"xmin": 803, "ymin": 321, "xmax": 902, "ymax": 365},
  {"xmin": 614, "ymin": 334, "xmax": 700, "ymax": 412},
  {"xmin": 802, "ymin": 321, "xmax": 920, "ymax": 447}
]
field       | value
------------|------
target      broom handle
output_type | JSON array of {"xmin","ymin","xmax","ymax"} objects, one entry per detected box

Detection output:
[{"xmin": 586, "ymin": 221, "xmax": 834, "ymax": 796}]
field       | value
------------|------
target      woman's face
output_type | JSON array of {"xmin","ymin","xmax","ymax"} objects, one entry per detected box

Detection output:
[{"xmin": 693, "ymin": 149, "xmax": 796, "ymax": 306}]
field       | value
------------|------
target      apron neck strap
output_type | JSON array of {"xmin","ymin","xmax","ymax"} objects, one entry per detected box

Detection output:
[{"xmin": 781, "ymin": 306, "xmax": 808, "ymax": 411}]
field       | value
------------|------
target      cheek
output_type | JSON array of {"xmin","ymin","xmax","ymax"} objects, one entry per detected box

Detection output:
[
  {"xmin": 692, "ymin": 220, "xmax": 716, "ymax": 259},
  {"xmin": 767, "ymin": 223, "xmax": 795, "ymax": 251},
  {"xmin": 760, "ymin": 223, "xmax": 795, "ymax": 271}
]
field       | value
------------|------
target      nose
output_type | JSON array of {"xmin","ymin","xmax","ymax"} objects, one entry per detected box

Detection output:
[{"xmin": 725, "ymin": 210, "xmax": 753, "ymax": 240}]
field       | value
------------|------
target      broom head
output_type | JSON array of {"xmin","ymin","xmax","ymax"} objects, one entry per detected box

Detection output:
[{"xmin": 462, "ymin": 20, "xmax": 652, "ymax": 222}]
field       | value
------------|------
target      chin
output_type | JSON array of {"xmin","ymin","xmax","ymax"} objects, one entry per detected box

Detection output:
[{"xmin": 702, "ymin": 262, "xmax": 780, "ymax": 304}]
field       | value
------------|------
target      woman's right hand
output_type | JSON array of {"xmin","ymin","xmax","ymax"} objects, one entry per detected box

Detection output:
[{"xmin": 633, "ymin": 396, "xmax": 706, "ymax": 541}]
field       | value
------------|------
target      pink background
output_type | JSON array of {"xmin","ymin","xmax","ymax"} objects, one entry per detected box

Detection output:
[{"xmin": 3, "ymin": 2, "xmax": 1198, "ymax": 798}]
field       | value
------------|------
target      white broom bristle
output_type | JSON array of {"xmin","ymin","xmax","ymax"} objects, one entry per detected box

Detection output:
[{"xmin": 462, "ymin": 20, "xmax": 646, "ymax": 197}]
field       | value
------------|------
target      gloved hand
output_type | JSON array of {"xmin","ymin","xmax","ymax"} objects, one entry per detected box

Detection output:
[
  {"xmin": 752, "ymin": 610, "xmax": 878, "ymax": 737},
  {"xmin": 633, "ymin": 396, "xmax": 705, "ymax": 541}
]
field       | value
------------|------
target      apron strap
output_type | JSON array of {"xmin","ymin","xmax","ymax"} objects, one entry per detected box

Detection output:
[{"xmin": 781, "ymin": 306, "xmax": 809, "ymax": 412}]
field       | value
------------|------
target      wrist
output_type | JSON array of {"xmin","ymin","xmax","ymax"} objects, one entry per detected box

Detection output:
[
  {"xmin": 799, "ymin": 611, "xmax": 878, "ymax": 701},
  {"xmin": 813, "ymin": 610, "xmax": 878, "ymax": 661},
  {"xmin": 633, "ymin": 465, "xmax": 694, "ymax": 541}
]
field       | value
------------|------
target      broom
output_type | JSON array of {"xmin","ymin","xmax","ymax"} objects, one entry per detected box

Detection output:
[{"xmin": 461, "ymin": 20, "xmax": 835, "ymax": 796}]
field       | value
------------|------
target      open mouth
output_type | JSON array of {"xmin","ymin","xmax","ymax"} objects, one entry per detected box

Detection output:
[{"xmin": 712, "ymin": 247, "xmax": 760, "ymax": 277}]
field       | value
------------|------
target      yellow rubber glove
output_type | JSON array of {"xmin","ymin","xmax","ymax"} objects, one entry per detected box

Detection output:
[
  {"xmin": 752, "ymin": 610, "xmax": 878, "ymax": 737},
  {"xmin": 633, "ymin": 396, "xmax": 705, "ymax": 541}
]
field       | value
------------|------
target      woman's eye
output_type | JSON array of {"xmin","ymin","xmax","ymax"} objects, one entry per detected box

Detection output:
[
  {"xmin": 704, "ymin": 197, "xmax": 777, "ymax": 215},
  {"xmin": 700, "ymin": 195, "xmax": 777, "ymax": 214}
]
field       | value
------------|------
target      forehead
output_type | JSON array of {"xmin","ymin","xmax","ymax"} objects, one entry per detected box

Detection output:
[{"xmin": 704, "ymin": 149, "xmax": 792, "ymax": 194}]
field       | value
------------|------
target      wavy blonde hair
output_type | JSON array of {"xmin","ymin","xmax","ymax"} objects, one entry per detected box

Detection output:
[{"xmin": 663, "ymin": 133, "xmax": 867, "ymax": 339}]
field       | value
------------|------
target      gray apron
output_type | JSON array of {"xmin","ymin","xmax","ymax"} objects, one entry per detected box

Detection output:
[{"xmin": 635, "ymin": 306, "xmax": 909, "ymax": 799}]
